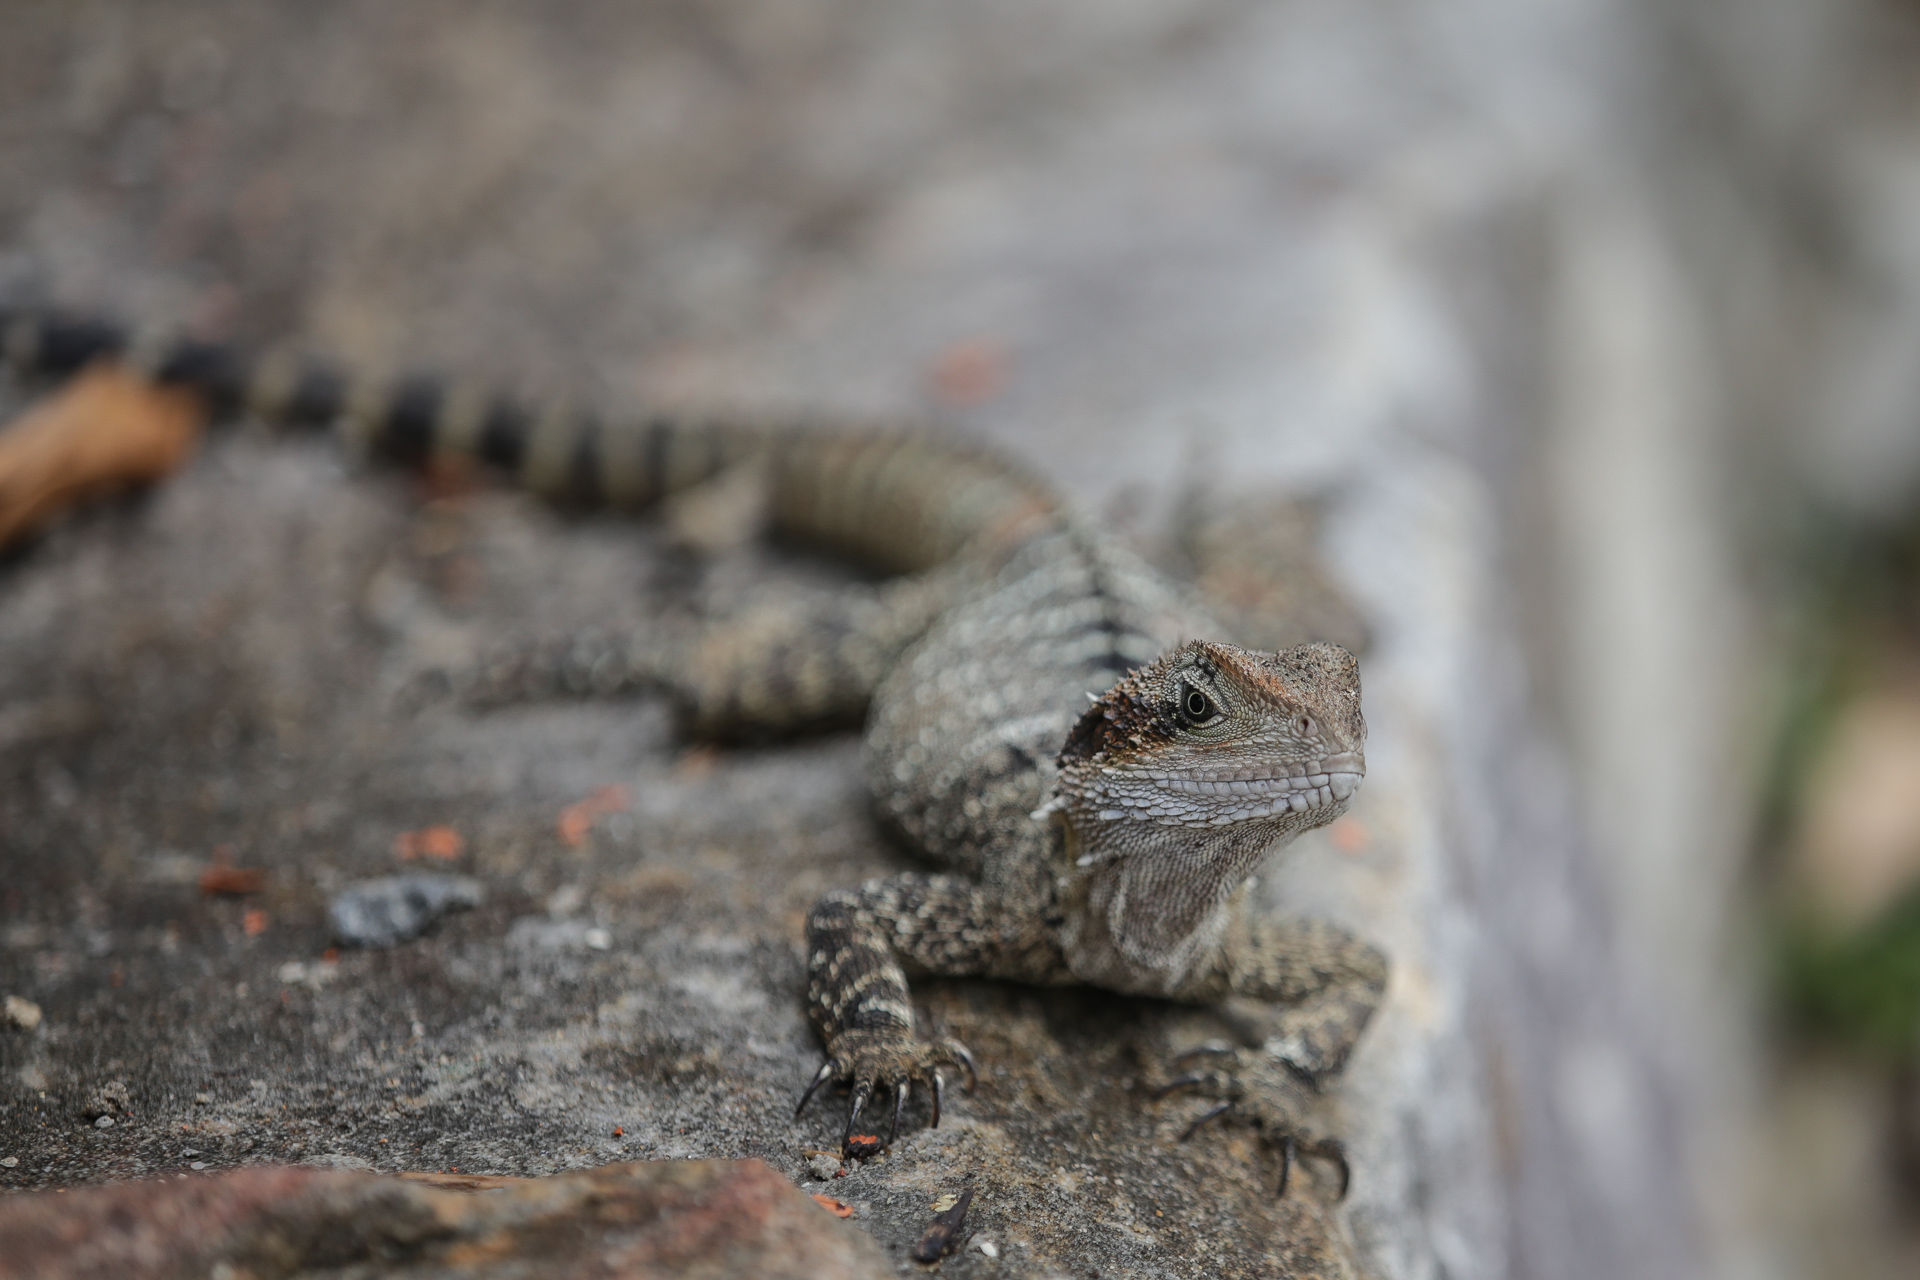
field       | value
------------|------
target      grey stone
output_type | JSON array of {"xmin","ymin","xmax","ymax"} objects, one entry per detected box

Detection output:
[
  {"xmin": 1, "ymin": 995, "xmax": 41, "ymax": 1032},
  {"xmin": 329, "ymin": 876, "xmax": 485, "ymax": 948},
  {"xmin": 79, "ymin": 1080, "xmax": 129, "ymax": 1121}
]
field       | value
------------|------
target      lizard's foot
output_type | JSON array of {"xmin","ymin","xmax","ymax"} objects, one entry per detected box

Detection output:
[
  {"xmin": 1155, "ymin": 1042, "xmax": 1350, "ymax": 1199},
  {"xmin": 794, "ymin": 1029, "xmax": 977, "ymax": 1158}
]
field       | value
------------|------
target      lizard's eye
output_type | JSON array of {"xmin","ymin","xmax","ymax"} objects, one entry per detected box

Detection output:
[{"xmin": 1179, "ymin": 684, "xmax": 1216, "ymax": 725}]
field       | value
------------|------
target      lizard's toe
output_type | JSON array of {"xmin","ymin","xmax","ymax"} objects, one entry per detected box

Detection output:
[
  {"xmin": 1154, "ymin": 1043, "xmax": 1247, "ymax": 1101},
  {"xmin": 793, "ymin": 1059, "xmax": 836, "ymax": 1120},
  {"xmin": 795, "ymin": 1030, "xmax": 978, "ymax": 1157},
  {"xmin": 941, "ymin": 1038, "xmax": 979, "ymax": 1092},
  {"xmin": 888, "ymin": 1077, "xmax": 910, "ymax": 1145},
  {"xmin": 1279, "ymin": 1135, "xmax": 1350, "ymax": 1201},
  {"xmin": 1170, "ymin": 1039, "xmax": 1239, "ymax": 1068},
  {"xmin": 1155, "ymin": 1043, "xmax": 1350, "ymax": 1200},
  {"xmin": 1178, "ymin": 1099, "xmax": 1234, "ymax": 1140},
  {"xmin": 844, "ymin": 1077, "xmax": 879, "ymax": 1156}
]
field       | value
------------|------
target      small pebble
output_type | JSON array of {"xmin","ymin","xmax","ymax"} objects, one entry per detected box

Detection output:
[
  {"xmin": 584, "ymin": 927, "xmax": 611, "ymax": 950},
  {"xmin": 806, "ymin": 1152, "xmax": 841, "ymax": 1181},
  {"xmin": 189, "ymin": 1161, "xmax": 208, "ymax": 1170},
  {"xmin": 975, "ymin": 1239, "xmax": 999, "ymax": 1258},
  {"xmin": 94, "ymin": 1115, "xmax": 114, "ymax": 1129},
  {"xmin": 82, "ymin": 1080, "xmax": 130, "ymax": 1120},
  {"xmin": 2, "ymin": 996, "xmax": 42, "ymax": 1032},
  {"xmin": 329, "ymin": 875, "xmax": 483, "ymax": 947},
  {"xmin": 1, "ymin": 1156, "xmax": 17, "ymax": 1167}
]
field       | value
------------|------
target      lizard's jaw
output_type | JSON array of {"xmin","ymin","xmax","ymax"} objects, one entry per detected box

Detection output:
[{"xmin": 1077, "ymin": 749, "xmax": 1364, "ymax": 828}]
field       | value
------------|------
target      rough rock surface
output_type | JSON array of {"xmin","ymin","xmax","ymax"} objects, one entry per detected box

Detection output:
[
  {"xmin": 0, "ymin": 441, "xmax": 1370, "ymax": 1274},
  {"xmin": 0, "ymin": 2, "xmax": 1733, "ymax": 1278},
  {"xmin": 0, "ymin": 1157, "xmax": 893, "ymax": 1279}
]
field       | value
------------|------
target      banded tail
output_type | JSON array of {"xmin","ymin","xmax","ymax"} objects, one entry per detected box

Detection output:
[{"xmin": 0, "ymin": 306, "xmax": 1055, "ymax": 574}]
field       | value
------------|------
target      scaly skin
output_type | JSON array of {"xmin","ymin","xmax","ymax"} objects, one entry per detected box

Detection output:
[
  {"xmin": 1, "ymin": 304, "xmax": 1389, "ymax": 1188},
  {"xmin": 810, "ymin": 527, "xmax": 1387, "ymax": 1167}
]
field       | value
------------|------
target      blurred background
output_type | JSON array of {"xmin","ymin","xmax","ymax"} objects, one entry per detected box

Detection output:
[{"xmin": 5, "ymin": 1, "xmax": 1920, "ymax": 1277}]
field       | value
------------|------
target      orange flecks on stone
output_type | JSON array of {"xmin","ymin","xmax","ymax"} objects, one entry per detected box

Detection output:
[
  {"xmin": 927, "ymin": 338, "xmax": 1007, "ymax": 408},
  {"xmin": 558, "ymin": 785, "xmax": 632, "ymax": 847},
  {"xmin": 811, "ymin": 1193, "xmax": 854, "ymax": 1218},
  {"xmin": 0, "ymin": 363, "xmax": 207, "ymax": 551},
  {"xmin": 394, "ymin": 826, "xmax": 465, "ymax": 861},
  {"xmin": 1329, "ymin": 817, "xmax": 1369, "ymax": 855},
  {"xmin": 199, "ymin": 866, "xmax": 266, "ymax": 896},
  {"xmin": 242, "ymin": 909, "xmax": 269, "ymax": 937}
]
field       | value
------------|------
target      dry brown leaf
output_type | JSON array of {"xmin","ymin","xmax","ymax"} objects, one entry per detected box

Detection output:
[{"xmin": 0, "ymin": 364, "xmax": 206, "ymax": 550}]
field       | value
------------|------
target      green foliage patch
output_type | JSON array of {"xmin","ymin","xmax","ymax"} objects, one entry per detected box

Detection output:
[{"xmin": 1781, "ymin": 888, "xmax": 1920, "ymax": 1056}]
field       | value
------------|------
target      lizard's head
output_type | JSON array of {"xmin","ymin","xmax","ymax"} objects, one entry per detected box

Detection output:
[{"xmin": 1051, "ymin": 639, "xmax": 1364, "ymax": 838}]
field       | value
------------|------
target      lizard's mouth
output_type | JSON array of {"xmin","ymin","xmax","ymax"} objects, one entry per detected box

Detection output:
[{"xmin": 1083, "ymin": 750, "xmax": 1364, "ymax": 826}]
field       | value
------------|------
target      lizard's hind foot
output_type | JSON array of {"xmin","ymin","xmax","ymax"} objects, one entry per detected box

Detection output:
[
  {"xmin": 795, "ymin": 1029, "xmax": 977, "ymax": 1158},
  {"xmin": 1156, "ymin": 1043, "xmax": 1351, "ymax": 1200}
]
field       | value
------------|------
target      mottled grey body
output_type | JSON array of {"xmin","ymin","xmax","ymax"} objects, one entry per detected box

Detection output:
[
  {"xmin": 803, "ymin": 515, "xmax": 1385, "ymax": 1153},
  {"xmin": 2, "ymin": 306, "xmax": 1387, "ymax": 1174}
]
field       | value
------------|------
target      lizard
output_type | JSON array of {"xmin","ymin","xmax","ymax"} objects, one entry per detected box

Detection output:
[{"xmin": 0, "ymin": 305, "xmax": 1388, "ymax": 1194}]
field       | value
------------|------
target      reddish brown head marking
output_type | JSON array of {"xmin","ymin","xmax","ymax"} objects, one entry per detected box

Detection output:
[{"xmin": 1059, "ymin": 640, "xmax": 1360, "ymax": 769}]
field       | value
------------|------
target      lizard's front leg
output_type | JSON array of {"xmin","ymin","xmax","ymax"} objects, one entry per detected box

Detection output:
[
  {"xmin": 799, "ymin": 872, "xmax": 1052, "ymax": 1154},
  {"xmin": 1216, "ymin": 911, "xmax": 1388, "ymax": 1081}
]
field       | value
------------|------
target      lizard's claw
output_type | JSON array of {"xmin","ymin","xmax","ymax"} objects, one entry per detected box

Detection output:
[
  {"xmin": 1156, "ymin": 1043, "xmax": 1351, "ymax": 1200},
  {"xmin": 794, "ymin": 1029, "xmax": 976, "ymax": 1158},
  {"xmin": 1278, "ymin": 1133, "xmax": 1351, "ymax": 1201}
]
